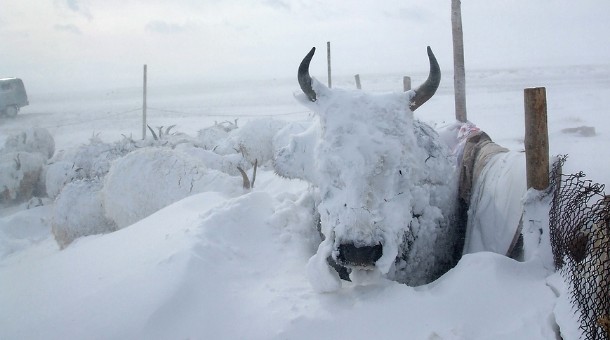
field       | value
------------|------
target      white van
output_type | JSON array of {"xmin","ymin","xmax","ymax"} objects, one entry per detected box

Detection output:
[{"xmin": 0, "ymin": 78, "xmax": 29, "ymax": 117}]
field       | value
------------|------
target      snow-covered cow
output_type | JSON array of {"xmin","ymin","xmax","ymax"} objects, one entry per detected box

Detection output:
[{"xmin": 274, "ymin": 47, "xmax": 465, "ymax": 290}]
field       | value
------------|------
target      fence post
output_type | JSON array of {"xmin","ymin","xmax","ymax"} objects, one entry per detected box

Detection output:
[
  {"xmin": 524, "ymin": 87, "xmax": 549, "ymax": 190},
  {"xmin": 355, "ymin": 74, "xmax": 361, "ymax": 89},
  {"xmin": 403, "ymin": 76, "xmax": 411, "ymax": 91},
  {"xmin": 452, "ymin": 0, "xmax": 467, "ymax": 122},
  {"xmin": 327, "ymin": 41, "xmax": 332, "ymax": 88},
  {"xmin": 142, "ymin": 64, "xmax": 147, "ymax": 140}
]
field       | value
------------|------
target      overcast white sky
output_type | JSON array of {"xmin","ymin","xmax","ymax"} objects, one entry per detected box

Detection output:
[{"xmin": 2, "ymin": 0, "xmax": 610, "ymax": 93}]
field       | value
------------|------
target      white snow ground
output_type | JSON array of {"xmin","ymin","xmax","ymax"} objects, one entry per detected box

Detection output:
[{"xmin": 1, "ymin": 64, "xmax": 609, "ymax": 339}]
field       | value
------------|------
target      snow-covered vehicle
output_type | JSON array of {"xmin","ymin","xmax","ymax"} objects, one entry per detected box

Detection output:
[{"xmin": 0, "ymin": 78, "xmax": 29, "ymax": 117}]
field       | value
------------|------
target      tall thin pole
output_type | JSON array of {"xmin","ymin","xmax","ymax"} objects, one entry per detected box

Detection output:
[
  {"xmin": 452, "ymin": 0, "xmax": 467, "ymax": 122},
  {"xmin": 355, "ymin": 74, "xmax": 361, "ymax": 89},
  {"xmin": 327, "ymin": 41, "xmax": 332, "ymax": 88},
  {"xmin": 142, "ymin": 64, "xmax": 147, "ymax": 140}
]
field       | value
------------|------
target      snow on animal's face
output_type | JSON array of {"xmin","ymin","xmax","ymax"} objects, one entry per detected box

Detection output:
[
  {"xmin": 274, "ymin": 46, "xmax": 458, "ymax": 283},
  {"xmin": 310, "ymin": 81, "xmax": 424, "ymax": 273},
  {"xmin": 275, "ymin": 85, "xmax": 446, "ymax": 275}
]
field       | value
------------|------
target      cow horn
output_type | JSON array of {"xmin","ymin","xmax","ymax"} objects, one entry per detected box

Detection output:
[
  {"xmin": 298, "ymin": 47, "xmax": 317, "ymax": 102},
  {"xmin": 409, "ymin": 46, "xmax": 441, "ymax": 111}
]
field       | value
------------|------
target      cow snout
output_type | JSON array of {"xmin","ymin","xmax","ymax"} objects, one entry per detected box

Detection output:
[{"xmin": 336, "ymin": 242, "xmax": 383, "ymax": 268}]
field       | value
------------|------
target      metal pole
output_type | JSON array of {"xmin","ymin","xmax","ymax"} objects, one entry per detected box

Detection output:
[{"xmin": 142, "ymin": 64, "xmax": 147, "ymax": 140}]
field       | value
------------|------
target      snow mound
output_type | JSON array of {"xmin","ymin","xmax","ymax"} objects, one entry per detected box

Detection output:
[{"xmin": 0, "ymin": 205, "xmax": 52, "ymax": 257}]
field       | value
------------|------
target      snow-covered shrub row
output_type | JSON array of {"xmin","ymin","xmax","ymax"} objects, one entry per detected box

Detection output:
[
  {"xmin": 0, "ymin": 204, "xmax": 52, "ymax": 258},
  {"xmin": 52, "ymin": 178, "xmax": 117, "ymax": 249},
  {"xmin": 103, "ymin": 147, "xmax": 242, "ymax": 228}
]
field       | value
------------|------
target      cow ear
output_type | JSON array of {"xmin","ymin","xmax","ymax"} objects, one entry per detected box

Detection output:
[{"xmin": 273, "ymin": 124, "xmax": 319, "ymax": 184}]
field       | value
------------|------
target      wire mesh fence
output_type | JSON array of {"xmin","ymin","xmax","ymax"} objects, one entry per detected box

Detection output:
[{"xmin": 549, "ymin": 155, "xmax": 610, "ymax": 340}]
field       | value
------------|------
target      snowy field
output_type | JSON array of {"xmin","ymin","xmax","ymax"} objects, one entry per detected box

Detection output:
[{"xmin": 1, "ymin": 64, "xmax": 609, "ymax": 339}]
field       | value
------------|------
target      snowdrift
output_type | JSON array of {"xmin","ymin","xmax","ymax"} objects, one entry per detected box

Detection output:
[{"xmin": 0, "ymin": 189, "xmax": 564, "ymax": 339}]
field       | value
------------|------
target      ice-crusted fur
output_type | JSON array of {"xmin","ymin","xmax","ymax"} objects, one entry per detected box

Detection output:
[
  {"xmin": 52, "ymin": 178, "xmax": 117, "ymax": 249},
  {"xmin": 0, "ymin": 151, "xmax": 45, "ymax": 203},
  {"xmin": 103, "ymin": 147, "xmax": 242, "ymax": 228},
  {"xmin": 275, "ymin": 79, "xmax": 461, "ymax": 286},
  {"xmin": 2, "ymin": 127, "xmax": 55, "ymax": 160}
]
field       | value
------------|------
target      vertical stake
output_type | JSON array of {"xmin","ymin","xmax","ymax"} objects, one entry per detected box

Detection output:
[
  {"xmin": 327, "ymin": 41, "xmax": 332, "ymax": 88},
  {"xmin": 355, "ymin": 74, "xmax": 361, "ymax": 89},
  {"xmin": 524, "ymin": 87, "xmax": 549, "ymax": 190},
  {"xmin": 142, "ymin": 64, "xmax": 148, "ymax": 140},
  {"xmin": 403, "ymin": 76, "xmax": 412, "ymax": 91}
]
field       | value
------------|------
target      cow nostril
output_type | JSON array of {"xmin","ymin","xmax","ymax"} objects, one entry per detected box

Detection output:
[{"xmin": 337, "ymin": 242, "xmax": 383, "ymax": 267}]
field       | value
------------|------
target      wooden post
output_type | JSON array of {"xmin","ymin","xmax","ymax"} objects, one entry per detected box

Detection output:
[
  {"xmin": 142, "ymin": 64, "xmax": 148, "ymax": 140},
  {"xmin": 355, "ymin": 74, "xmax": 361, "ymax": 89},
  {"xmin": 327, "ymin": 41, "xmax": 332, "ymax": 88},
  {"xmin": 524, "ymin": 87, "xmax": 549, "ymax": 190},
  {"xmin": 403, "ymin": 76, "xmax": 412, "ymax": 91},
  {"xmin": 452, "ymin": 0, "xmax": 467, "ymax": 122}
]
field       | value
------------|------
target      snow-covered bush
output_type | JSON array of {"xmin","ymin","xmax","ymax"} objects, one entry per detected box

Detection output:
[
  {"xmin": 0, "ymin": 152, "xmax": 45, "ymax": 204},
  {"xmin": 2, "ymin": 127, "xmax": 55, "ymax": 160},
  {"xmin": 103, "ymin": 147, "xmax": 242, "ymax": 228},
  {"xmin": 0, "ymin": 204, "xmax": 52, "ymax": 258},
  {"xmin": 51, "ymin": 178, "xmax": 116, "ymax": 249}
]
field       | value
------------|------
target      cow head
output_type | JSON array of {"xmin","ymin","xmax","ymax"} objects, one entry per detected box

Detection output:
[{"xmin": 275, "ymin": 47, "xmax": 460, "ymax": 286}]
